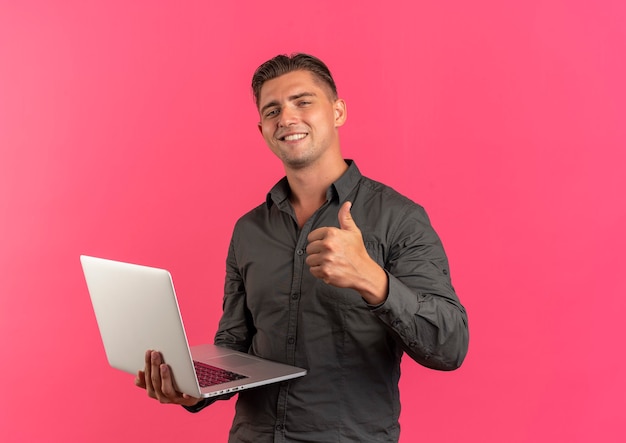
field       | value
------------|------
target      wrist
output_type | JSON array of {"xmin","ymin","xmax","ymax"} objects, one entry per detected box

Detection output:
[{"xmin": 356, "ymin": 264, "xmax": 388, "ymax": 305}]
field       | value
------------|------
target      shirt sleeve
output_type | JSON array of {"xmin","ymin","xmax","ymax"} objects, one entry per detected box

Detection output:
[
  {"xmin": 214, "ymin": 233, "xmax": 256, "ymax": 352},
  {"xmin": 370, "ymin": 203, "xmax": 469, "ymax": 371},
  {"xmin": 182, "ymin": 395, "xmax": 232, "ymax": 413}
]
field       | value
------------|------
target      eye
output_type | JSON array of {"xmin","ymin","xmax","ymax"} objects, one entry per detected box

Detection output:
[
  {"xmin": 297, "ymin": 100, "xmax": 311, "ymax": 107},
  {"xmin": 264, "ymin": 108, "xmax": 280, "ymax": 118}
]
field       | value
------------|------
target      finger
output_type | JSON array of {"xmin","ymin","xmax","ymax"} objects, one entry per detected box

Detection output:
[
  {"xmin": 338, "ymin": 201, "xmax": 357, "ymax": 231},
  {"xmin": 135, "ymin": 370, "xmax": 146, "ymax": 389},
  {"xmin": 150, "ymin": 351, "xmax": 166, "ymax": 401},
  {"xmin": 305, "ymin": 252, "xmax": 322, "ymax": 268},
  {"xmin": 159, "ymin": 363, "xmax": 177, "ymax": 399},
  {"xmin": 307, "ymin": 227, "xmax": 329, "ymax": 243},
  {"xmin": 144, "ymin": 350, "xmax": 155, "ymax": 396},
  {"xmin": 305, "ymin": 238, "xmax": 324, "ymax": 255}
]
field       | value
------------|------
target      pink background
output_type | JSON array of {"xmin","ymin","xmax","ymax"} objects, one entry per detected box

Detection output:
[{"xmin": 1, "ymin": 1, "xmax": 625, "ymax": 441}]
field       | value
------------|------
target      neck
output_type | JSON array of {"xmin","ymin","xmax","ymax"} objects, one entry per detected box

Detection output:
[{"xmin": 285, "ymin": 155, "xmax": 348, "ymax": 226}]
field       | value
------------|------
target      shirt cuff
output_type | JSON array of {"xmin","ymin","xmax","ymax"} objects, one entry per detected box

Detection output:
[{"xmin": 182, "ymin": 398, "xmax": 212, "ymax": 413}]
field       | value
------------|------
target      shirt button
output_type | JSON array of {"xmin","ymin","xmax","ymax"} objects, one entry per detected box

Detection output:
[
  {"xmin": 275, "ymin": 424, "xmax": 283, "ymax": 431},
  {"xmin": 296, "ymin": 249, "xmax": 304, "ymax": 256},
  {"xmin": 291, "ymin": 293, "xmax": 299, "ymax": 300},
  {"xmin": 287, "ymin": 336, "xmax": 295, "ymax": 344}
]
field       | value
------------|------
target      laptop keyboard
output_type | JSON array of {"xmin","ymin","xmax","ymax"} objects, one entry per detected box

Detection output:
[{"xmin": 193, "ymin": 360, "xmax": 248, "ymax": 387}]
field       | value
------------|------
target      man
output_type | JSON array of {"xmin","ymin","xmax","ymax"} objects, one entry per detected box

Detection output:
[{"xmin": 136, "ymin": 53, "xmax": 469, "ymax": 442}]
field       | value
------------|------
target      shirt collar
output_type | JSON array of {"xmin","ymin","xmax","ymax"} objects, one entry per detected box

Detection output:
[{"xmin": 266, "ymin": 159, "xmax": 362, "ymax": 208}]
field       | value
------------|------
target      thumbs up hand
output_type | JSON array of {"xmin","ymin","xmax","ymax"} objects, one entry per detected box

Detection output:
[{"xmin": 306, "ymin": 201, "xmax": 388, "ymax": 305}]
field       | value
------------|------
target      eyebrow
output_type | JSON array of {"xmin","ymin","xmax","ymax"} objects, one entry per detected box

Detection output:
[{"xmin": 260, "ymin": 92, "xmax": 317, "ymax": 116}]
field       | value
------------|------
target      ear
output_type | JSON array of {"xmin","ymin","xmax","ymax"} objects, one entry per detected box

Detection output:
[
  {"xmin": 333, "ymin": 99, "xmax": 347, "ymax": 128},
  {"xmin": 257, "ymin": 122, "xmax": 263, "ymax": 135}
]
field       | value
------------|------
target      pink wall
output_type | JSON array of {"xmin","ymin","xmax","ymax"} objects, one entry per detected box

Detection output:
[{"xmin": 1, "ymin": 1, "xmax": 624, "ymax": 441}]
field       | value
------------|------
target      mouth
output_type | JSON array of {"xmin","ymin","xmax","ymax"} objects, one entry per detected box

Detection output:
[{"xmin": 278, "ymin": 133, "xmax": 308, "ymax": 142}]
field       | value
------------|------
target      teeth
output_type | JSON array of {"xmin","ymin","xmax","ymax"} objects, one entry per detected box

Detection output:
[{"xmin": 283, "ymin": 133, "xmax": 307, "ymax": 141}]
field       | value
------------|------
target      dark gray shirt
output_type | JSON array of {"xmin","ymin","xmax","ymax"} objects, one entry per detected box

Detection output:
[{"xmin": 200, "ymin": 161, "xmax": 468, "ymax": 442}]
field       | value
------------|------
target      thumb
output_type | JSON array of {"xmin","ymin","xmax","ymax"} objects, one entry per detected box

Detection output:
[{"xmin": 338, "ymin": 201, "xmax": 358, "ymax": 231}]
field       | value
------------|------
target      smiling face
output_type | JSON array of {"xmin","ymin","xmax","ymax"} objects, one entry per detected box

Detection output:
[{"xmin": 257, "ymin": 70, "xmax": 347, "ymax": 171}]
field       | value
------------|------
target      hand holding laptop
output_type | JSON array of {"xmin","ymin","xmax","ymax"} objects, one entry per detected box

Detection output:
[
  {"xmin": 81, "ymin": 255, "xmax": 306, "ymax": 402},
  {"xmin": 135, "ymin": 350, "xmax": 202, "ymax": 407}
]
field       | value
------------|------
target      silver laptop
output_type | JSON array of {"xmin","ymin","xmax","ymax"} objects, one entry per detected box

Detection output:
[{"xmin": 80, "ymin": 255, "xmax": 306, "ymax": 398}]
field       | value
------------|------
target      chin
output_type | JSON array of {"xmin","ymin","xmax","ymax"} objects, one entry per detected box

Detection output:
[
  {"xmin": 279, "ymin": 151, "xmax": 315, "ymax": 169},
  {"xmin": 283, "ymin": 158, "xmax": 311, "ymax": 170}
]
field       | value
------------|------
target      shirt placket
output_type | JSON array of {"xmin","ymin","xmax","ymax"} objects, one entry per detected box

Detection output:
[{"xmin": 273, "ymin": 204, "xmax": 325, "ymax": 443}]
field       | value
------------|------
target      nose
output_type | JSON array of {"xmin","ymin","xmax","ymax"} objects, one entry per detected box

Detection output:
[{"xmin": 278, "ymin": 105, "xmax": 298, "ymax": 127}]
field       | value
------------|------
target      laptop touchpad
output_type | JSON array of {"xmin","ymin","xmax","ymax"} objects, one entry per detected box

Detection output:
[{"xmin": 211, "ymin": 354, "xmax": 258, "ymax": 368}]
